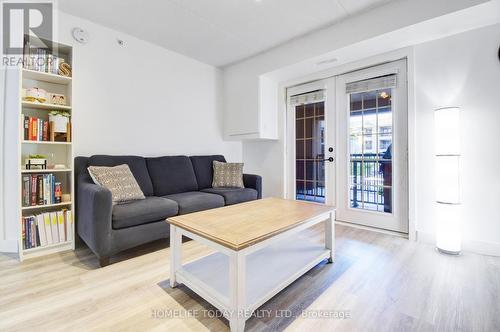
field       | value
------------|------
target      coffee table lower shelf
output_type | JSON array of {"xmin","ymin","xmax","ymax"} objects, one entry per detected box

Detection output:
[{"xmin": 176, "ymin": 237, "xmax": 330, "ymax": 314}]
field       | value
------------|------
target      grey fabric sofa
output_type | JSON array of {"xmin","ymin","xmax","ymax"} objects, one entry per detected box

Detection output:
[{"xmin": 75, "ymin": 154, "xmax": 262, "ymax": 266}]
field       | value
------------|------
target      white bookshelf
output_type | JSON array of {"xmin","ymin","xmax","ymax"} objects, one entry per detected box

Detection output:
[{"xmin": 18, "ymin": 37, "xmax": 74, "ymax": 261}]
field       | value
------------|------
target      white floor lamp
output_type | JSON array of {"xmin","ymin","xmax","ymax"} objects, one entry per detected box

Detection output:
[{"xmin": 434, "ymin": 107, "xmax": 462, "ymax": 255}]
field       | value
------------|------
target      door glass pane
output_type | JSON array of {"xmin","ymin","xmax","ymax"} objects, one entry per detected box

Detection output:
[
  {"xmin": 296, "ymin": 101, "xmax": 325, "ymax": 203},
  {"xmin": 349, "ymin": 89, "xmax": 392, "ymax": 213}
]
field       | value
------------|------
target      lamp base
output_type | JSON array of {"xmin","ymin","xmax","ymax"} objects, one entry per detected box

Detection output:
[{"xmin": 436, "ymin": 247, "xmax": 461, "ymax": 255}]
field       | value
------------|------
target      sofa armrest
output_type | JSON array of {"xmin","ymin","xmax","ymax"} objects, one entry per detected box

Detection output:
[
  {"xmin": 76, "ymin": 175, "xmax": 113, "ymax": 258},
  {"xmin": 243, "ymin": 174, "xmax": 262, "ymax": 199}
]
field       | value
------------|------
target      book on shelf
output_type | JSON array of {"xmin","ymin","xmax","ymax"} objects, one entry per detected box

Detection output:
[
  {"xmin": 37, "ymin": 175, "xmax": 44, "ymax": 205},
  {"xmin": 44, "ymin": 213, "xmax": 53, "ymax": 244},
  {"xmin": 30, "ymin": 175, "xmax": 37, "ymax": 206},
  {"xmin": 37, "ymin": 214, "xmax": 47, "ymax": 247},
  {"xmin": 21, "ymin": 209, "xmax": 72, "ymax": 250},
  {"xmin": 23, "ymin": 38, "xmax": 68, "ymax": 76},
  {"xmin": 22, "ymin": 173, "xmax": 62, "ymax": 207},
  {"xmin": 50, "ymin": 212, "xmax": 58, "ymax": 244},
  {"xmin": 66, "ymin": 210, "xmax": 73, "ymax": 242},
  {"xmin": 57, "ymin": 211, "xmax": 66, "ymax": 242}
]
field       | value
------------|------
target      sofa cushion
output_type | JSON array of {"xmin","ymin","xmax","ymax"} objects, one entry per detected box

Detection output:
[
  {"xmin": 201, "ymin": 187, "xmax": 258, "ymax": 205},
  {"xmin": 190, "ymin": 155, "xmax": 226, "ymax": 190},
  {"xmin": 112, "ymin": 196, "xmax": 178, "ymax": 229},
  {"xmin": 88, "ymin": 155, "xmax": 154, "ymax": 196},
  {"xmin": 88, "ymin": 164, "xmax": 146, "ymax": 204},
  {"xmin": 164, "ymin": 191, "xmax": 224, "ymax": 215},
  {"xmin": 212, "ymin": 161, "xmax": 244, "ymax": 188},
  {"xmin": 146, "ymin": 156, "xmax": 198, "ymax": 196}
]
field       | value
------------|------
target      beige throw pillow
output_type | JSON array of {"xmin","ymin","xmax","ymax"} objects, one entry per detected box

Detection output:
[
  {"xmin": 212, "ymin": 161, "xmax": 244, "ymax": 188},
  {"xmin": 88, "ymin": 164, "xmax": 145, "ymax": 204}
]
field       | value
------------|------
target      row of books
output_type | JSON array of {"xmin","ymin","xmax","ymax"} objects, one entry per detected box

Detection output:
[
  {"xmin": 22, "ymin": 210, "xmax": 72, "ymax": 250},
  {"xmin": 23, "ymin": 115, "xmax": 51, "ymax": 141},
  {"xmin": 22, "ymin": 174, "xmax": 62, "ymax": 207},
  {"xmin": 23, "ymin": 39, "xmax": 65, "ymax": 75}
]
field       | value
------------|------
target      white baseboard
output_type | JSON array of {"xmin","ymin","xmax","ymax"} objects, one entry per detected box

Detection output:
[
  {"xmin": 335, "ymin": 220, "xmax": 409, "ymax": 239},
  {"xmin": 336, "ymin": 223, "xmax": 500, "ymax": 257},
  {"xmin": 0, "ymin": 239, "xmax": 18, "ymax": 253},
  {"xmin": 417, "ymin": 231, "xmax": 500, "ymax": 257}
]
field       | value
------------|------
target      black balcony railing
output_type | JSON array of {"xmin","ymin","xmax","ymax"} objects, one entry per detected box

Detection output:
[
  {"xmin": 350, "ymin": 153, "xmax": 392, "ymax": 213},
  {"xmin": 296, "ymin": 152, "xmax": 392, "ymax": 212}
]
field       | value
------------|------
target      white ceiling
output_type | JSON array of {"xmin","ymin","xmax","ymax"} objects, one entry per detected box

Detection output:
[{"xmin": 59, "ymin": 0, "xmax": 393, "ymax": 67}]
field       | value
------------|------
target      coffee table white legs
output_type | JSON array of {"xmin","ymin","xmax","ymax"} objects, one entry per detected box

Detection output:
[
  {"xmin": 229, "ymin": 252, "xmax": 246, "ymax": 332},
  {"xmin": 170, "ymin": 225, "xmax": 182, "ymax": 288},
  {"xmin": 325, "ymin": 211, "xmax": 335, "ymax": 263}
]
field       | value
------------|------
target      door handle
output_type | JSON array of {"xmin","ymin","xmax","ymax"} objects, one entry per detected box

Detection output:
[{"xmin": 323, "ymin": 157, "xmax": 334, "ymax": 162}]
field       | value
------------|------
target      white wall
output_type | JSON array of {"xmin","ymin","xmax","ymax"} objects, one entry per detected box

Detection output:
[
  {"xmin": 0, "ymin": 68, "xmax": 22, "ymax": 252},
  {"xmin": 414, "ymin": 24, "xmax": 500, "ymax": 253},
  {"xmin": 57, "ymin": 12, "xmax": 241, "ymax": 160}
]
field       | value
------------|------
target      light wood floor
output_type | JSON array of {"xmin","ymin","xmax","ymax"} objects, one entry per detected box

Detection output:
[{"xmin": 1, "ymin": 224, "xmax": 499, "ymax": 332}]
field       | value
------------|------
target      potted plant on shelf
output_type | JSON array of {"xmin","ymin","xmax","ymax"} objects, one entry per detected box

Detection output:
[{"xmin": 48, "ymin": 110, "xmax": 71, "ymax": 141}]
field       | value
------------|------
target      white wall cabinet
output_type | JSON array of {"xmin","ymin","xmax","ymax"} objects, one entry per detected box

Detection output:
[{"xmin": 224, "ymin": 73, "xmax": 278, "ymax": 140}]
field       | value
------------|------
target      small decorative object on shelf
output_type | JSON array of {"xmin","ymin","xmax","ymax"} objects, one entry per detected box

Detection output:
[
  {"xmin": 55, "ymin": 183, "xmax": 62, "ymax": 203},
  {"xmin": 25, "ymin": 154, "xmax": 47, "ymax": 170},
  {"xmin": 24, "ymin": 87, "xmax": 47, "ymax": 103},
  {"xmin": 22, "ymin": 88, "xmax": 68, "ymax": 107},
  {"xmin": 62, "ymin": 193, "xmax": 71, "ymax": 203},
  {"xmin": 58, "ymin": 60, "xmax": 72, "ymax": 77},
  {"xmin": 48, "ymin": 111, "xmax": 71, "ymax": 142},
  {"xmin": 49, "ymin": 93, "xmax": 66, "ymax": 105}
]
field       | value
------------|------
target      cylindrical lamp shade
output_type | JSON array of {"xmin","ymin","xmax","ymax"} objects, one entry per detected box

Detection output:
[
  {"xmin": 436, "ymin": 203, "xmax": 462, "ymax": 254},
  {"xmin": 434, "ymin": 107, "xmax": 460, "ymax": 155},
  {"xmin": 434, "ymin": 107, "xmax": 461, "ymax": 255},
  {"xmin": 435, "ymin": 155, "xmax": 460, "ymax": 204}
]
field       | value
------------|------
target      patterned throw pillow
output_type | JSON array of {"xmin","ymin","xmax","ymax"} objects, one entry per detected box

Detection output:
[
  {"xmin": 88, "ymin": 164, "xmax": 145, "ymax": 204},
  {"xmin": 212, "ymin": 161, "xmax": 244, "ymax": 188}
]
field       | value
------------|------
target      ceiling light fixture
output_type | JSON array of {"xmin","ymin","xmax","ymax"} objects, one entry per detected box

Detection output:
[{"xmin": 379, "ymin": 91, "xmax": 390, "ymax": 99}]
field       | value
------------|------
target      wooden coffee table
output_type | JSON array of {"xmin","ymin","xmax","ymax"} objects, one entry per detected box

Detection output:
[{"xmin": 167, "ymin": 197, "xmax": 335, "ymax": 332}]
